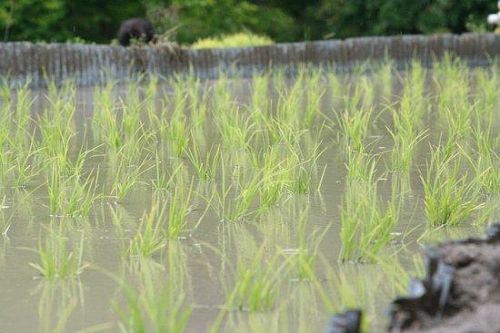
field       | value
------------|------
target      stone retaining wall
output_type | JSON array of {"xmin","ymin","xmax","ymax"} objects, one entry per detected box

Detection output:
[{"xmin": 0, "ymin": 33, "xmax": 498, "ymax": 87}]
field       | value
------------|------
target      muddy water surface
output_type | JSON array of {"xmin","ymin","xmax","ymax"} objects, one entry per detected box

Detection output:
[{"xmin": 0, "ymin": 66, "xmax": 498, "ymax": 333}]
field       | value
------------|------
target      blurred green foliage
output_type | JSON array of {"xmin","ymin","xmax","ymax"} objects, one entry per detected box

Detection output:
[
  {"xmin": 0, "ymin": 0, "xmax": 496, "ymax": 44},
  {"xmin": 0, "ymin": 0, "xmax": 145, "ymax": 42},
  {"xmin": 191, "ymin": 32, "xmax": 274, "ymax": 49},
  {"xmin": 316, "ymin": 0, "xmax": 496, "ymax": 38}
]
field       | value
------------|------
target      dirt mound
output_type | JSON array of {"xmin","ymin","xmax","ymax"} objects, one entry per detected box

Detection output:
[
  {"xmin": 327, "ymin": 224, "xmax": 500, "ymax": 333},
  {"xmin": 389, "ymin": 223, "xmax": 500, "ymax": 333}
]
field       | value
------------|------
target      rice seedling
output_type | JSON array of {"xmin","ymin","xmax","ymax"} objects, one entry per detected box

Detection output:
[
  {"xmin": 433, "ymin": 56, "xmax": 474, "ymax": 156},
  {"xmin": 387, "ymin": 95, "xmax": 427, "ymax": 174},
  {"xmin": 467, "ymin": 76, "xmax": 500, "ymax": 195},
  {"xmin": 0, "ymin": 80, "xmax": 12, "ymax": 113},
  {"xmin": 250, "ymin": 73, "xmax": 288, "ymax": 146},
  {"xmin": 287, "ymin": 164, "xmax": 311, "ymax": 195},
  {"xmin": 38, "ymin": 129, "xmax": 73, "ymax": 169},
  {"xmin": 473, "ymin": 67, "xmax": 498, "ymax": 128},
  {"xmin": 207, "ymin": 157, "xmax": 263, "ymax": 222},
  {"xmin": 151, "ymin": 153, "xmax": 181, "ymax": 191},
  {"xmin": 12, "ymin": 82, "xmax": 34, "ymax": 148},
  {"xmin": 190, "ymin": 98, "xmax": 208, "ymax": 140},
  {"xmin": 43, "ymin": 80, "xmax": 77, "ymax": 130},
  {"xmin": 184, "ymin": 72, "xmax": 208, "ymax": 128},
  {"xmin": 146, "ymin": 98, "xmax": 167, "ymax": 146},
  {"xmin": 377, "ymin": 58, "xmax": 393, "ymax": 99},
  {"xmin": 441, "ymin": 104, "xmax": 473, "ymax": 159},
  {"xmin": 36, "ymin": 81, "xmax": 77, "ymax": 166},
  {"xmin": 109, "ymin": 149, "xmax": 151, "ymax": 201},
  {"xmin": 0, "ymin": 83, "xmax": 12, "ymax": 179},
  {"xmin": 387, "ymin": 61, "xmax": 429, "ymax": 174},
  {"xmin": 303, "ymin": 68, "xmax": 325, "ymax": 128},
  {"xmin": 214, "ymin": 103, "xmax": 256, "ymax": 150},
  {"xmin": 288, "ymin": 138, "xmax": 325, "ymax": 195},
  {"xmin": 422, "ymin": 147, "xmax": 484, "ymax": 227},
  {"xmin": 275, "ymin": 68, "xmax": 304, "ymax": 129},
  {"xmin": 259, "ymin": 173, "xmax": 286, "ymax": 211},
  {"xmin": 48, "ymin": 172, "xmax": 99, "ymax": 218},
  {"xmin": 250, "ymin": 73, "xmax": 270, "ymax": 121},
  {"xmin": 144, "ymin": 75, "xmax": 159, "ymax": 123},
  {"xmin": 328, "ymin": 70, "xmax": 345, "ymax": 111},
  {"xmin": 7, "ymin": 134, "xmax": 43, "ymax": 187},
  {"xmin": 114, "ymin": 82, "xmax": 154, "ymax": 162},
  {"xmin": 129, "ymin": 179, "xmax": 193, "ymax": 256},
  {"xmin": 406, "ymin": 60, "xmax": 427, "ymax": 116},
  {"xmin": 474, "ymin": 157, "xmax": 500, "ymax": 196},
  {"xmin": 46, "ymin": 155, "xmax": 100, "ymax": 217},
  {"xmin": 103, "ymin": 82, "xmax": 153, "ymax": 163},
  {"xmin": 358, "ymin": 75, "xmax": 375, "ymax": 110},
  {"xmin": 119, "ymin": 119, "xmax": 150, "ymax": 163},
  {"xmin": 121, "ymin": 81, "xmax": 143, "ymax": 138},
  {"xmin": 336, "ymin": 84, "xmax": 372, "ymax": 152},
  {"xmin": 344, "ymin": 146, "xmax": 374, "ymax": 184},
  {"xmin": 340, "ymin": 183, "xmax": 397, "ymax": 262},
  {"xmin": 29, "ymin": 226, "xmax": 87, "ymax": 280},
  {"xmin": 166, "ymin": 96, "xmax": 190, "ymax": 157},
  {"xmin": 267, "ymin": 130, "xmax": 324, "ymax": 196},
  {"xmin": 210, "ymin": 181, "xmax": 260, "ymax": 223},
  {"xmin": 275, "ymin": 121, "xmax": 307, "ymax": 149},
  {"xmin": 128, "ymin": 202, "xmax": 167, "ymax": 258},
  {"xmin": 340, "ymin": 148, "xmax": 398, "ymax": 261},
  {"xmin": 92, "ymin": 81, "xmax": 123, "ymax": 152},
  {"xmin": 165, "ymin": 180, "xmax": 194, "ymax": 239},
  {"xmin": 243, "ymin": 144, "xmax": 289, "ymax": 211},
  {"xmin": 186, "ymin": 144, "xmax": 220, "ymax": 182},
  {"xmin": 150, "ymin": 76, "xmax": 192, "ymax": 157},
  {"xmin": 462, "ymin": 130, "xmax": 500, "ymax": 195}
]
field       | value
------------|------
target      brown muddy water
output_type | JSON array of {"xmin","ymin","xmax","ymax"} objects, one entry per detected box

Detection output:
[{"xmin": 0, "ymin": 63, "xmax": 499, "ymax": 333}]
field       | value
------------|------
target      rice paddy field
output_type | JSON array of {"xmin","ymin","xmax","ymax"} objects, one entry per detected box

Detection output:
[{"xmin": 0, "ymin": 56, "xmax": 499, "ymax": 332}]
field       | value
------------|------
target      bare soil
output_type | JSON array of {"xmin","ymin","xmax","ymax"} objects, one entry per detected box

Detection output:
[{"xmin": 388, "ymin": 224, "xmax": 500, "ymax": 333}]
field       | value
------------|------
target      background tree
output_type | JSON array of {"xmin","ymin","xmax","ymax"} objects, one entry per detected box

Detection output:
[
  {"xmin": 316, "ymin": 0, "xmax": 495, "ymax": 39},
  {"xmin": 0, "ymin": 0, "xmax": 145, "ymax": 42},
  {"xmin": 146, "ymin": 0, "xmax": 296, "ymax": 43},
  {"xmin": 0, "ymin": 0, "xmax": 497, "ymax": 44}
]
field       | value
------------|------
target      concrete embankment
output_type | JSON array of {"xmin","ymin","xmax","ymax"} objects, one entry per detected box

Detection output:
[{"xmin": 0, "ymin": 34, "xmax": 499, "ymax": 87}]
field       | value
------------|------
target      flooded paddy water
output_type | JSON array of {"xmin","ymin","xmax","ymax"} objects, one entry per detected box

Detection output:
[{"xmin": 0, "ymin": 58, "xmax": 499, "ymax": 332}]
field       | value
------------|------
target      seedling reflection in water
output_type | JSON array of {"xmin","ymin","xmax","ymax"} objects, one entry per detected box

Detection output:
[
  {"xmin": 225, "ymin": 246, "xmax": 286, "ymax": 312},
  {"xmin": 30, "ymin": 226, "xmax": 87, "ymax": 280},
  {"xmin": 113, "ymin": 258, "xmax": 191, "ymax": 333}
]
